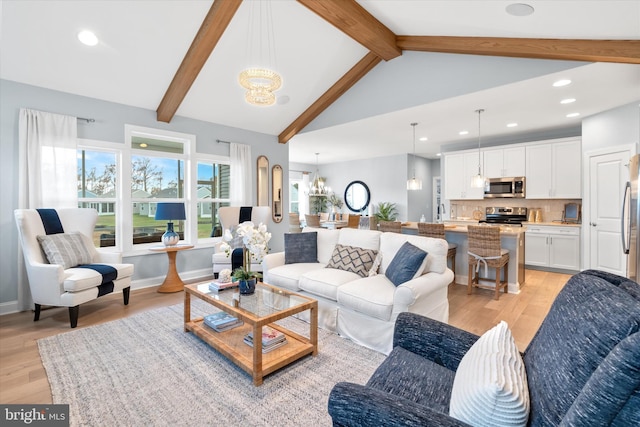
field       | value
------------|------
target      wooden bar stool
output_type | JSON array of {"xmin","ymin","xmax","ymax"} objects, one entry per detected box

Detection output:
[
  {"xmin": 417, "ymin": 223, "xmax": 457, "ymax": 284},
  {"xmin": 305, "ymin": 214, "xmax": 321, "ymax": 228},
  {"xmin": 467, "ymin": 225, "xmax": 509, "ymax": 300},
  {"xmin": 379, "ymin": 221, "xmax": 402, "ymax": 233}
]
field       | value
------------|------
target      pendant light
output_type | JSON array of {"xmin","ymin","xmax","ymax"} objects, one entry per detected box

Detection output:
[
  {"xmin": 238, "ymin": 0, "xmax": 282, "ymax": 106},
  {"xmin": 309, "ymin": 153, "xmax": 329, "ymax": 196},
  {"xmin": 470, "ymin": 109, "xmax": 487, "ymax": 189},
  {"xmin": 407, "ymin": 122, "xmax": 422, "ymax": 190}
]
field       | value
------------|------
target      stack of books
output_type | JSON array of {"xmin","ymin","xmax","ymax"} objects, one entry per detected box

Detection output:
[
  {"xmin": 244, "ymin": 326, "xmax": 288, "ymax": 353},
  {"xmin": 209, "ymin": 280, "xmax": 238, "ymax": 292},
  {"xmin": 203, "ymin": 312, "xmax": 243, "ymax": 332}
]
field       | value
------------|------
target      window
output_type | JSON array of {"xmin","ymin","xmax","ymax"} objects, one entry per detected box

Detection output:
[
  {"xmin": 77, "ymin": 145, "xmax": 118, "ymax": 247},
  {"xmin": 76, "ymin": 126, "xmax": 230, "ymax": 253},
  {"xmin": 197, "ymin": 160, "xmax": 231, "ymax": 238},
  {"xmin": 127, "ymin": 126, "xmax": 189, "ymax": 247}
]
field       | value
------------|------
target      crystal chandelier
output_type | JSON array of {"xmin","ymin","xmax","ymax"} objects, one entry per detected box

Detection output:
[
  {"xmin": 470, "ymin": 108, "xmax": 488, "ymax": 189},
  {"xmin": 309, "ymin": 153, "xmax": 330, "ymax": 196},
  {"xmin": 238, "ymin": 1, "xmax": 282, "ymax": 106},
  {"xmin": 407, "ymin": 122, "xmax": 423, "ymax": 190}
]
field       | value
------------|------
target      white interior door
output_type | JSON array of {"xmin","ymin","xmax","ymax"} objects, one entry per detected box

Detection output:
[{"xmin": 588, "ymin": 148, "xmax": 632, "ymax": 274}]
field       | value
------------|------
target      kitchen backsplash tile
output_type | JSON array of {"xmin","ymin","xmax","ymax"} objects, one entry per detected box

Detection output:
[{"xmin": 451, "ymin": 199, "xmax": 581, "ymax": 223}]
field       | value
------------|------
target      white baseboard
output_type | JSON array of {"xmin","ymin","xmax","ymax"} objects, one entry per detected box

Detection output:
[{"xmin": 0, "ymin": 268, "xmax": 215, "ymax": 316}]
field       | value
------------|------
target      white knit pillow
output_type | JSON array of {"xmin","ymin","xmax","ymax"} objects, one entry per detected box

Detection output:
[{"xmin": 449, "ymin": 321, "xmax": 530, "ymax": 427}]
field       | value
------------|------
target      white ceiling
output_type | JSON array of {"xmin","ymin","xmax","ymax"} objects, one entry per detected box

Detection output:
[{"xmin": 2, "ymin": 1, "xmax": 639, "ymax": 165}]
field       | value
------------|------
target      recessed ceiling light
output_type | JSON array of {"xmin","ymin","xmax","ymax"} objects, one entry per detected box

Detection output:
[
  {"xmin": 506, "ymin": 3, "xmax": 535, "ymax": 16},
  {"xmin": 561, "ymin": 98, "xmax": 576, "ymax": 104},
  {"xmin": 566, "ymin": 112, "xmax": 580, "ymax": 118},
  {"xmin": 553, "ymin": 79, "xmax": 572, "ymax": 87},
  {"xmin": 139, "ymin": 143, "xmax": 148, "ymax": 148},
  {"xmin": 436, "ymin": 153, "xmax": 442, "ymax": 157},
  {"xmin": 459, "ymin": 130, "xmax": 469, "ymax": 136},
  {"xmin": 77, "ymin": 30, "xmax": 99, "ymax": 46},
  {"xmin": 419, "ymin": 137, "xmax": 428, "ymax": 142},
  {"xmin": 507, "ymin": 123, "xmax": 518, "ymax": 128}
]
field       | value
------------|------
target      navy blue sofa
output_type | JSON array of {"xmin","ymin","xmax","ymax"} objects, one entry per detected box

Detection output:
[{"xmin": 328, "ymin": 270, "xmax": 640, "ymax": 426}]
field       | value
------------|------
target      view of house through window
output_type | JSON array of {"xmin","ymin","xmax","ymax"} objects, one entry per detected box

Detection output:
[
  {"xmin": 77, "ymin": 149, "xmax": 118, "ymax": 247},
  {"xmin": 197, "ymin": 161, "xmax": 230, "ymax": 238}
]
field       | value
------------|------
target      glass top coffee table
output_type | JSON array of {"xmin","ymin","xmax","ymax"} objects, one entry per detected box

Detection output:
[{"xmin": 184, "ymin": 281, "xmax": 318, "ymax": 386}]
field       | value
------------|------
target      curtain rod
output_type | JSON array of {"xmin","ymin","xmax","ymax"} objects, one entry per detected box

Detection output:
[
  {"xmin": 216, "ymin": 139, "xmax": 231, "ymax": 144},
  {"xmin": 78, "ymin": 117, "xmax": 95, "ymax": 123}
]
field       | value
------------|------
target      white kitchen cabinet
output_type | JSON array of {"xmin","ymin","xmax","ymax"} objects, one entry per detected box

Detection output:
[
  {"xmin": 525, "ymin": 225, "xmax": 581, "ymax": 271},
  {"xmin": 444, "ymin": 152, "xmax": 484, "ymax": 200},
  {"xmin": 526, "ymin": 138, "xmax": 581, "ymax": 199},
  {"xmin": 483, "ymin": 146, "xmax": 525, "ymax": 178}
]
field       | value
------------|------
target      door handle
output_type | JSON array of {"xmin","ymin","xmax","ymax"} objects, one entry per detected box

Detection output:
[{"xmin": 590, "ymin": 222, "xmax": 597, "ymax": 227}]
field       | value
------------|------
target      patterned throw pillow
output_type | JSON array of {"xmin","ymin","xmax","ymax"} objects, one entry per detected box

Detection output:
[
  {"xmin": 326, "ymin": 244, "xmax": 378, "ymax": 278},
  {"xmin": 284, "ymin": 232, "xmax": 318, "ymax": 264},
  {"xmin": 449, "ymin": 321, "xmax": 530, "ymax": 427},
  {"xmin": 384, "ymin": 241, "xmax": 428, "ymax": 286},
  {"xmin": 37, "ymin": 232, "xmax": 94, "ymax": 269}
]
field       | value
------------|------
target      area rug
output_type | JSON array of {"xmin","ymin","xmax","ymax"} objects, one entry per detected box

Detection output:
[{"xmin": 38, "ymin": 301, "xmax": 386, "ymax": 426}]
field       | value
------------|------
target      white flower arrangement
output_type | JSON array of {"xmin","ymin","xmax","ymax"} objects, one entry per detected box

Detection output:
[{"xmin": 219, "ymin": 221, "xmax": 271, "ymax": 279}]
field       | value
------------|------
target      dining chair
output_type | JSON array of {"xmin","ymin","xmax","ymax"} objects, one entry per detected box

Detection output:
[
  {"xmin": 378, "ymin": 221, "xmax": 402, "ymax": 233},
  {"xmin": 289, "ymin": 213, "xmax": 302, "ymax": 233},
  {"xmin": 305, "ymin": 214, "xmax": 321, "ymax": 228},
  {"xmin": 467, "ymin": 225, "xmax": 509, "ymax": 300},
  {"xmin": 417, "ymin": 223, "xmax": 457, "ymax": 284},
  {"xmin": 347, "ymin": 214, "xmax": 361, "ymax": 228}
]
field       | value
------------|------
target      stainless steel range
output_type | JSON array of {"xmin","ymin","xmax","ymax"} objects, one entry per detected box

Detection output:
[{"xmin": 479, "ymin": 207, "xmax": 528, "ymax": 226}]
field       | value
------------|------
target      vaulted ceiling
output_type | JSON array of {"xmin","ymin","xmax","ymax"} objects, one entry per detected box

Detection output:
[{"xmin": 2, "ymin": 1, "xmax": 639, "ymax": 164}]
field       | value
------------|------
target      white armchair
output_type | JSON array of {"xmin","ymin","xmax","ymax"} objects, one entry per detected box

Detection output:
[
  {"xmin": 212, "ymin": 206, "xmax": 270, "ymax": 275},
  {"xmin": 14, "ymin": 208, "xmax": 134, "ymax": 328}
]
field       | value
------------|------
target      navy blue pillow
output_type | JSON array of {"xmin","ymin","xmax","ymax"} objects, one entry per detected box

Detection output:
[
  {"xmin": 284, "ymin": 232, "xmax": 318, "ymax": 264},
  {"xmin": 385, "ymin": 241, "xmax": 428, "ymax": 286}
]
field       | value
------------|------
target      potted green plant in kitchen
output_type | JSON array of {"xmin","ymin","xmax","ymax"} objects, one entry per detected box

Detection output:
[
  {"xmin": 374, "ymin": 202, "xmax": 398, "ymax": 222},
  {"xmin": 220, "ymin": 221, "xmax": 271, "ymax": 294}
]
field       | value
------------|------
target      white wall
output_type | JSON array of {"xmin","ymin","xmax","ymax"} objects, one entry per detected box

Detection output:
[
  {"xmin": 0, "ymin": 79, "xmax": 289, "ymax": 307},
  {"xmin": 582, "ymin": 101, "xmax": 640, "ymax": 153}
]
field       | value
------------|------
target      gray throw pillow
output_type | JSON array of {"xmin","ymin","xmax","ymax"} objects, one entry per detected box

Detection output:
[
  {"xmin": 385, "ymin": 241, "xmax": 428, "ymax": 286},
  {"xmin": 284, "ymin": 232, "xmax": 318, "ymax": 264},
  {"xmin": 326, "ymin": 244, "xmax": 378, "ymax": 278},
  {"xmin": 37, "ymin": 232, "xmax": 94, "ymax": 269}
]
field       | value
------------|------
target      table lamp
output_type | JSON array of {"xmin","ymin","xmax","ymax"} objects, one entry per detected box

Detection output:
[{"xmin": 155, "ymin": 202, "xmax": 186, "ymax": 246}]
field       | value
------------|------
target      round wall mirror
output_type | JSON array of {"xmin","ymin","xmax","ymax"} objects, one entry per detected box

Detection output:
[{"xmin": 344, "ymin": 181, "xmax": 370, "ymax": 213}]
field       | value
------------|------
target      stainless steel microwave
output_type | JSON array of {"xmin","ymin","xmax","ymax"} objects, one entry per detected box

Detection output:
[{"xmin": 484, "ymin": 177, "xmax": 525, "ymax": 198}]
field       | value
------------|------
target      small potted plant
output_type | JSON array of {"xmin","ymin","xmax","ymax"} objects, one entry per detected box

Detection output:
[
  {"xmin": 327, "ymin": 193, "xmax": 344, "ymax": 220},
  {"xmin": 374, "ymin": 202, "xmax": 398, "ymax": 222}
]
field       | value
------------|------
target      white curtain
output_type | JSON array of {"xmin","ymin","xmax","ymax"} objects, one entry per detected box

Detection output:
[
  {"xmin": 17, "ymin": 108, "xmax": 78, "ymax": 310},
  {"xmin": 230, "ymin": 142, "xmax": 252, "ymax": 206},
  {"xmin": 18, "ymin": 108, "xmax": 78, "ymax": 208}
]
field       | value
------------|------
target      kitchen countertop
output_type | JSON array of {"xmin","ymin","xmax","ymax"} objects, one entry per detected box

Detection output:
[{"xmin": 403, "ymin": 221, "xmax": 526, "ymax": 236}]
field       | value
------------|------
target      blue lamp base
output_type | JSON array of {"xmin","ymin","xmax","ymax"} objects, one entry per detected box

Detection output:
[{"xmin": 162, "ymin": 222, "xmax": 180, "ymax": 246}]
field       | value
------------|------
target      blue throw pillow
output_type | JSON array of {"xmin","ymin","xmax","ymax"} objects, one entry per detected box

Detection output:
[
  {"xmin": 284, "ymin": 232, "xmax": 318, "ymax": 264},
  {"xmin": 385, "ymin": 241, "xmax": 428, "ymax": 286}
]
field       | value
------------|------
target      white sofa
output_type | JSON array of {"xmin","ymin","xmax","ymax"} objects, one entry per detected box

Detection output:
[
  {"xmin": 262, "ymin": 227, "xmax": 453, "ymax": 354},
  {"xmin": 212, "ymin": 206, "xmax": 270, "ymax": 275}
]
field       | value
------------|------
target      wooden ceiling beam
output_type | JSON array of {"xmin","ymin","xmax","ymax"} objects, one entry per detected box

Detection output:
[
  {"xmin": 297, "ymin": 0, "xmax": 401, "ymax": 61},
  {"xmin": 397, "ymin": 36, "xmax": 640, "ymax": 64},
  {"xmin": 156, "ymin": 0, "xmax": 242, "ymax": 123},
  {"xmin": 279, "ymin": 52, "xmax": 382, "ymax": 144}
]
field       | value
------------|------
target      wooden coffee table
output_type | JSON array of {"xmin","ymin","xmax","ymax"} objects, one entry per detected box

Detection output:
[{"xmin": 184, "ymin": 281, "xmax": 318, "ymax": 386}]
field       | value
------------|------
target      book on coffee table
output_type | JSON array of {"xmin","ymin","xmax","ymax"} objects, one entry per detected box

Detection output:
[
  {"xmin": 245, "ymin": 326, "xmax": 286, "ymax": 346},
  {"xmin": 203, "ymin": 312, "xmax": 243, "ymax": 332},
  {"xmin": 209, "ymin": 281, "xmax": 238, "ymax": 292},
  {"xmin": 243, "ymin": 335, "xmax": 288, "ymax": 353}
]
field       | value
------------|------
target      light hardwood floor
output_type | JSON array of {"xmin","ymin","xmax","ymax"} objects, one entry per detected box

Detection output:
[{"xmin": 0, "ymin": 269, "xmax": 571, "ymax": 404}]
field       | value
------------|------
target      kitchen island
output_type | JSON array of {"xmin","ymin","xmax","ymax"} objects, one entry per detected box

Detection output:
[{"xmin": 402, "ymin": 222, "xmax": 526, "ymax": 293}]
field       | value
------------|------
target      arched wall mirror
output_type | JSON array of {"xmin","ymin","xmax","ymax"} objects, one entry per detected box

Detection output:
[
  {"xmin": 344, "ymin": 180, "xmax": 370, "ymax": 213},
  {"xmin": 257, "ymin": 156, "xmax": 269, "ymax": 207},
  {"xmin": 272, "ymin": 165, "xmax": 283, "ymax": 223}
]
